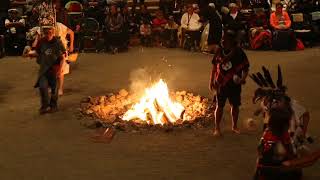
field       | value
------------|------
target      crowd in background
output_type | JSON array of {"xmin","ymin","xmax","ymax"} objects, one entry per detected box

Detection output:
[{"xmin": 1, "ymin": 0, "xmax": 320, "ymax": 56}]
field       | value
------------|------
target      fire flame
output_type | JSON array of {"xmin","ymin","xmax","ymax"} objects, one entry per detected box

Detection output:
[{"xmin": 122, "ymin": 79, "xmax": 185, "ymax": 125}]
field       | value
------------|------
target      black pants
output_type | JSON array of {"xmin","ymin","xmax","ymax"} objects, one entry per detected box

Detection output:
[
  {"xmin": 5, "ymin": 31, "xmax": 26, "ymax": 55},
  {"xmin": 38, "ymin": 71, "xmax": 58, "ymax": 109},
  {"xmin": 105, "ymin": 31, "xmax": 127, "ymax": 49},
  {"xmin": 182, "ymin": 29, "xmax": 201, "ymax": 49}
]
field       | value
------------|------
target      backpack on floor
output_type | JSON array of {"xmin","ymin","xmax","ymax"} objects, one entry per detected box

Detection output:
[{"xmin": 272, "ymin": 30, "xmax": 291, "ymax": 50}]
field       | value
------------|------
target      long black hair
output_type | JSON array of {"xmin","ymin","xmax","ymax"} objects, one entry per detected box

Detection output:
[{"xmin": 267, "ymin": 107, "xmax": 293, "ymax": 137}]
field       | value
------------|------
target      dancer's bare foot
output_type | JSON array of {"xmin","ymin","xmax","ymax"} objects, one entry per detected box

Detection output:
[
  {"xmin": 232, "ymin": 128, "xmax": 241, "ymax": 134},
  {"xmin": 213, "ymin": 129, "xmax": 222, "ymax": 137},
  {"xmin": 58, "ymin": 89, "xmax": 63, "ymax": 96}
]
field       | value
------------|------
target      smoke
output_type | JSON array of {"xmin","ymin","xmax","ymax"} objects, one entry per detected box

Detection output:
[
  {"xmin": 128, "ymin": 57, "xmax": 183, "ymax": 95},
  {"xmin": 128, "ymin": 68, "xmax": 151, "ymax": 97}
]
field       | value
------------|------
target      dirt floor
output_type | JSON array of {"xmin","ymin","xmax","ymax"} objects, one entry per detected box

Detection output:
[{"xmin": 0, "ymin": 47, "xmax": 320, "ymax": 180}]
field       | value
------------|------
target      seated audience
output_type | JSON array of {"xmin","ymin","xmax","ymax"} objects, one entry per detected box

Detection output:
[
  {"xmin": 222, "ymin": 3, "xmax": 246, "ymax": 44},
  {"xmin": 180, "ymin": 4, "xmax": 202, "ymax": 49},
  {"xmin": 270, "ymin": 3, "xmax": 296, "ymax": 50},
  {"xmin": 140, "ymin": 19, "xmax": 152, "ymax": 46},
  {"xmin": 136, "ymin": 4, "xmax": 152, "ymax": 25},
  {"xmin": 83, "ymin": 0, "xmax": 105, "ymax": 26},
  {"xmin": 152, "ymin": 10, "xmax": 167, "ymax": 46},
  {"xmin": 122, "ymin": 5, "xmax": 139, "ymax": 35},
  {"xmin": 164, "ymin": 15, "xmax": 179, "ymax": 48},
  {"xmin": 270, "ymin": 3, "xmax": 292, "ymax": 31},
  {"xmin": 249, "ymin": 8, "xmax": 272, "ymax": 49},
  {"xmin": 4, "ymin": 9, "xmax": 26, "ymax": 55},
  {"xmin": 0, "ymin": 0, "xmax": 10, "ymax": 35},
  {"xmin": 105, "ymin": 5, "xmax": 125, "ymax": 53}
]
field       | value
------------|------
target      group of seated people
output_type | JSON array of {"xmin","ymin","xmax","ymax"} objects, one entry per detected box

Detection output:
[{"xmin": 1, "ymin": 0, "xmax": 320, "ymax": 56}]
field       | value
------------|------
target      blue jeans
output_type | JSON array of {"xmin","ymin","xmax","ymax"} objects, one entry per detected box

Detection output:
[{"xmin": 38, "ymin": 71, "xmax": 58, "ymax": 109}]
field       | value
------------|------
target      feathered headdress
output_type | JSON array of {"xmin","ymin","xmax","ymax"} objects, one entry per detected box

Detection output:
[{"xmin": 250, "ymin": 65, "xmax": 288, "ymax": 105}]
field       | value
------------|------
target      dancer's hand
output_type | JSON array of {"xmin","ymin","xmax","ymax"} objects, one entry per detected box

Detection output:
[
  {"xmin": 209, "ymin": 80, "xmax": 218, "ymax": 92},
  {"xmin": 69, "ymin": 44, "xmax": 74, "ymax": 53}
]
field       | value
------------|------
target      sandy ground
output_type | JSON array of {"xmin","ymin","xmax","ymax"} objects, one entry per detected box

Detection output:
[{"xmin": 0, "ymin": 47, "xmax": 320, "ymax": 180}]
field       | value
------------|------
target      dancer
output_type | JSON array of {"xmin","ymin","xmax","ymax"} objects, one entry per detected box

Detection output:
[
  {"xmin": 250, "ymin": 66, "xmax": 313, "ymax": 154},
  {"xmin": 54, "ymin": 22, "xmax": 74, "ymax": 96},
  {"xmin": 25, "ymin": 26, "xmax": 66, "ymax": 114},
  {"xmin": 209, "ymin": 31, "xmax": 250, "ymax": 136}
]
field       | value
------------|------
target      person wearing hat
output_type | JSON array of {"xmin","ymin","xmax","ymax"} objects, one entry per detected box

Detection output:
[
  {"xmin": 25, "ymin": 26, "xmax": 66, "ymax": 114},
  {"xmin": 209, "ymin": 31, "xmax": 250, "ymax": 136},
  {"xmin": 4, "ymin": 8, "xmax": 26, "ymax": 55}
]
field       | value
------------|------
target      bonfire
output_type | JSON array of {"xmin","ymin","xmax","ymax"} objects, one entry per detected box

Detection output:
[{"xmin": 80, "ymin": 79, "xmax": 212, "ymax": 130}]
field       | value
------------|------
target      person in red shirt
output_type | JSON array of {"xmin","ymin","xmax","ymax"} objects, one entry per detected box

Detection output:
[
  {"xmin": 152, "ymin": 10, "xmax": 167, "ymax": 46},
  {"xmin": 209, "ymin": 31, "xmax": 250, "ymax": 136},
  {"xmin": 249, "ymin": 9, "xmax": 272, "ymax": 49}
]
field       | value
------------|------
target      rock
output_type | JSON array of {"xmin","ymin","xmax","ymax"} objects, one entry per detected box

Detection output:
[
  {"xmin": 176, "ymin": 95, "xmax": 183, "ymax": 102},
  {"xmin": 86, "ymin": 109, "xmax": 94, "ymax": 114},
  {"xmin": 99, "ymin": 96, "xmax": 105, "ymax": 105},
  {"xmin": 113, "ymin": 122, "xmax": 126, "ymax": 131},
  {"xmin": 109, "ymin": 95, "xmax": 116, "ymax": 102},
  {"xmin": 119, "ymin": 89, "xmax": 129, "ymax": 97},
  {"xmin": 195, "ymin": 96, "xmax": 201, "ymax": 102}
]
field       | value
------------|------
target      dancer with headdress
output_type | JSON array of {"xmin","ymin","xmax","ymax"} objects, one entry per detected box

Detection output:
[
  {"xmin": 25, "ymin": 25, "xmax": 66, "ymax": 114},
  {"xmin": 250, "ymin": 65, "xmax": 313, "ymax": 154},
  {"xmin": 29, "ymin": 0, "xmax": 75, "ymax": 96},
  {"xmin": 23, "ymin": 0, "xmax": 70, "ymax": 113},
  {"xmin": 251, "ymin": 66, "xmax": 320, "ymax": 179}
]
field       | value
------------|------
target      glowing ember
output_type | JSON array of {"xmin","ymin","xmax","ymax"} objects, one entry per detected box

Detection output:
[{"xmin": 122, "ymin": 79, "xmax": 185, "ymax": 125}]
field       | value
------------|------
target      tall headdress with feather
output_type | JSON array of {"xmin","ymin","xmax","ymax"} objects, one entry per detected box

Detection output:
[
  {"xmin": 249, "ymin": 65, "xmax": 289, "ymax": 109},
  {"xmin": 37, "ymin": 0, "xmax": 56, "ymax": 29}
]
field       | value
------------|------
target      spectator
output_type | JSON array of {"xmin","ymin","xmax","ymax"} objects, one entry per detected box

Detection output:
[
  {"xmin": 207, "ymin": 3, "xmax": 223, "ymax": 53},
  {"xmin": 121, "ymin": 5, "xmax": 131, "ymax": 47},
  {"xmin": 222, "ymin": 3, "xmax": 246, "ymax": 44},
  {"xmin": 26, "ymin": 6, "xmax": 39, "ymax": 28},
  {"xmin": 152, "ymin": 10, "xmax": 167, "ymax": 46},
  {"xmin": 249, "ymin": 8, "xmax": 272, "ymax": 49},
  {"xmin": 270, "ymin": 3, "xmax": 291, "ymax": 30},
  {"xmin": 270, "ymin": 3, "xmax": 296, "ymax": 50},
  {"xmin": 0, "ymin": 0, "xmax": 11, "ymax": 34},
  {"xmin": 5, "ymin": 9, "xmax": 26, "ymax": 55},
  {"xmin": 159, "ymin": 0, "xmax": 174, "ymax": 17},
  {"xmin": 105, "ymin": 5, "xmax": 125, "ymax": 53},
  {"xmin": 140, "ymin": 19, "xmax": 152, "ymax": 46},
  {"xmin": 180, "ymin": 4, "xmax": 202, "ymax": 48},
  {"xmin": 136, "ymin": 4, "xmax": 152, "ymax": 25},
  {"xmin": 164, "ymin": 15, "xmax": 179, "ymax": 48},
  {"xmin": 83, "ymin": 0, "xmax": 105, "ymax": 26},
  {"xmin": 122, "ymin": 4, "xmax": 139, "ymax": 35}
]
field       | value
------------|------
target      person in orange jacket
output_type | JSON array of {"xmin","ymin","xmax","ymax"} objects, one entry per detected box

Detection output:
[{"xmin": 270, "ymin": 3, "xmax": 292, "ymax": 30}]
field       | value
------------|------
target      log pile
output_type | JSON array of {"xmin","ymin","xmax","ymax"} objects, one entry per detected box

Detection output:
[{"xmin": 79, "ymin": 89, "xmax": 213, "ymax": 131}]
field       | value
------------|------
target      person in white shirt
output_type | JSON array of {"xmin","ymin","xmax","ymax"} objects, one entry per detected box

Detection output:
[
  {"xmin": 54, "ymin": 22, "xmax": 75, "ymax": 96},
  {"xmin": 180, "ymin": 5, "xmax": 202, "ymax": 48},
  {"xmin": 4, "ymin": 9, "xmax": 26, "ymax": 54}
]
